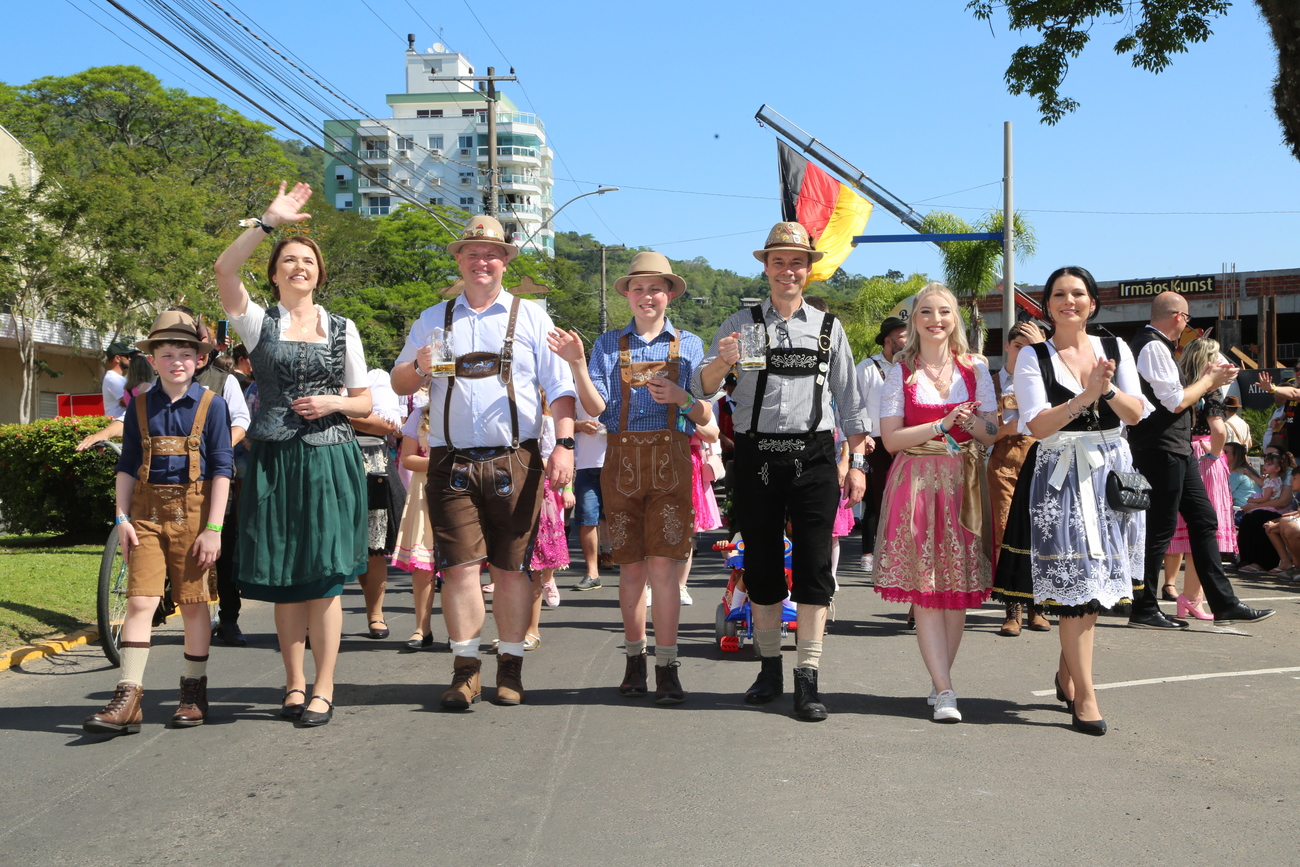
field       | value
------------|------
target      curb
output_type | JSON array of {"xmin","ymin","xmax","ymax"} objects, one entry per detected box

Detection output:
[{"xmin": 0, "ymin": 626, "xmax": 99, "ymax": 673}]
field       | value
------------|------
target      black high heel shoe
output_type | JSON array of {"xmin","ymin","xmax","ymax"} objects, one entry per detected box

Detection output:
[
  {"xmin": 299, "ymin": 695, "xmax": 334, "ymax": 727},
  {"xmin": 1054, "ymin": 674, "xmax": 1075, "ymax": 715},
  {"xmin": 1071, "ymin": 709, "xmax": 1107, "ymax": 736}
]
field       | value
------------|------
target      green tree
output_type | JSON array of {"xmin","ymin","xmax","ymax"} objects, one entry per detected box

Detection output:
[
  {"xmin": 969, "ymin": 2, "xmax": 1300, "ymax": 162},
  {"xmin": 0, "ymin": 179, "xmax": 99, "ymax": 422},
  {"xmin": 918, "ymin": 210, "xmax": 1037, "ymax": 353},
  {"xmin": 849, "ymin": 272, "xmax": 933, "ymax": 361}
]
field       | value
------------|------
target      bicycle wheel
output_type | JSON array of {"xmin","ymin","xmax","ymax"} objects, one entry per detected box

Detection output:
[{"xmin": 96, "ymin": 525, "xmax": 129, "ymax": 667}]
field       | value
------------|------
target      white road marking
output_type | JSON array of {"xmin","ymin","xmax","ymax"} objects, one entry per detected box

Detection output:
[{"xmin": 1031, "ymin": 666, "xmax": 1300, "ymax": 697}]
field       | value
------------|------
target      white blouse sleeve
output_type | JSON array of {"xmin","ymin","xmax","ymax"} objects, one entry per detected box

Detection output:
[
  {"xmin": 879, "ymin": 361, "xmax": 905, "ymax": 418},
  {"xmin": 229, "ymin": 298, "xmax": 266, "ymax": 351},
  {"xmin": 973, "ymin": 361, "xmax": 997, "ymax": 413},
  {"xmin": 1112, "ymin": 339, "xmax": 1154, "ymax": 421},
  {"xmin": 342, "ymin": 319, "xmax": 367, "ymax": 389},
  {"xmin": 1013, "ymin": 344, "xmax": 1050, "ymax": 434}
]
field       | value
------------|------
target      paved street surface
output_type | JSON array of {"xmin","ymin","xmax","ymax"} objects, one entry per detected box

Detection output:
[{"xmin": 2, "ymin": 530, "xmax": 1297, "ymax": 866}]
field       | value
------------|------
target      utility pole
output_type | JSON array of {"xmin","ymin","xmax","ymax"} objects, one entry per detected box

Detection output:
[
  {"xmin": 1002, "ymin": 122, "xmax": 1014, "ymax": 352},
  {"xmin": 428, "ymin": 66, "xmax": 517, "ymax": 217},
  {"xmin": 578, "ymin": 244, "xmax": 626, "ymax": 333},
  {"xmin": 599, "ymin": 245, "xmax": 625, "ymax": 333}
]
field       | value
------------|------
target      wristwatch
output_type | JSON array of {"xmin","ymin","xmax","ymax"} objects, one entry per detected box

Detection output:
[
  {"xmin": 849, "ymin": 453, "xmax": 868, "ymax": 471},
  {"xmin": 555, "ymin": 437, "xmax": 576, "ymax": 450},
  {"xmin": 1101, "ymin": 387, "xmax": 1117, "ymax": 400}
]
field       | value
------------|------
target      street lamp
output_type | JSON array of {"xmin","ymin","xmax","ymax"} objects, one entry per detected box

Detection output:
[{"xmin": 518, "ymin": 186, "xmax": 619, "ymax": 254}]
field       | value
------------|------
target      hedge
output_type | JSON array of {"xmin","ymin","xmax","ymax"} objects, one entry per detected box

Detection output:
[{"xmin": 0, "ymin": 416, "xmax": 119, "ymax": 535}]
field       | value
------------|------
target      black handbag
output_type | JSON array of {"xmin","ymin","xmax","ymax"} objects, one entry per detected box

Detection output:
[{"xmin": 1106, "ymin": 470, "xmax": 1151, "ymax": 512}]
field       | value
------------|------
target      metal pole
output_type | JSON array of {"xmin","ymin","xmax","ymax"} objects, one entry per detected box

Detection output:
[
  {"xmin": 599, "ymin": 246, "xmax": 608, "ymax": 333},
  {"xmin": 485, "ymin": 67, "xmax": 499, "ymax": 217},
  {"xmin": 1002, "ymin": 122, "xmax": 1015, "ymax": 352}
]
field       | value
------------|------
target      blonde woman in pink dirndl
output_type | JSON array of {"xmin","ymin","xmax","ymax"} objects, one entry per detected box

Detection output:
[{"xmin": 874, "ymin": 283, "xmax": 998, "ymax": 724}]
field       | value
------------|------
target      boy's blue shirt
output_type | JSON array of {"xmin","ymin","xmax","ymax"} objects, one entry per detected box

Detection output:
[{"xmin": 116, "ymin": 380, "xmax": 234, "ymax": 483}]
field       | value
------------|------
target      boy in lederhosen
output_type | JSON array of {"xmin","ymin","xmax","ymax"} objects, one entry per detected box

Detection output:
[
  {"xmin": 691, "ymin": 222, "xmax": 869, "ymax": 721},
  {"xmin": 550, "ymin": 251, "xmax": 711, "ymax": 704},
  {"xmin": 83, "ymin": 310, "xmax": 232, "ymax": 734}
]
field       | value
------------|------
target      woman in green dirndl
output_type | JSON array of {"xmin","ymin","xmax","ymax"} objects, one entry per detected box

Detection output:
[{"xmin": 215, "ymin": 181, "xmax": 372, "ymax": 727}]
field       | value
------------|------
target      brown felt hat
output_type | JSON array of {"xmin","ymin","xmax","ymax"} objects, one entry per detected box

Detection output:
[
  {"xmin": 1224, "ymin": 395, "xmax": 1241, "ymax": 408},
  {"xmin": 136, "ymin": 310, "xmax": 214, "ymax": 355},
  {"xmin": 752, "ymin": 221, "xmax": 825, "ymax": 264},
  {"xmin": 613, "ymin": 251, "xmax": 686, "ymax": 300},
  {"xmin": 445, "ymin": 215, "xmax": 520, "ymax": 259}
]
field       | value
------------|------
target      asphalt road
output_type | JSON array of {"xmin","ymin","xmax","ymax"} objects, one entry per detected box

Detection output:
[{"xmin": 1, "ymin": 530, "xmax": 1297, "ymax": 867}]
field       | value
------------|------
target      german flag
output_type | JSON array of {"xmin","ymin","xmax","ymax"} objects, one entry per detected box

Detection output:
[{"xmin": 777, "ymin": 141, "xmax": 872, "ymax": 282}]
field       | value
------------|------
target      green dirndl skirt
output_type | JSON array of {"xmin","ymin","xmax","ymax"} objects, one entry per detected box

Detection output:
[{"xmin": 236, "ymin": 437, "xmax": 368, "ymax": 602}]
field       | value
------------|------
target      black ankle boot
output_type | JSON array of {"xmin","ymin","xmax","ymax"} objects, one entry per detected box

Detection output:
[
  {"xmin": 744, "ymin": 656, "xmax": 784, "ymax": 704},
  {"xmin": 792, "ymin": 667, "xmax": 828, "ymax": 721}
]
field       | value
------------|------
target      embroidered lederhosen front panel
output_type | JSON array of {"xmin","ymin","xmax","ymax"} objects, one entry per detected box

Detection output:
[
  {"xmin": 455, "ymin": 351, "xmax": 501, "ymax": 379},
  {"xmin": 765, "ymin": 348, "xmax": 821, "ymax": 376}
]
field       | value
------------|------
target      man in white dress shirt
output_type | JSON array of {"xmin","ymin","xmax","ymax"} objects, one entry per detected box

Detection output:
[
  {"xmin": 1129, "ymin": 292, "xmax": 1272, "ymax": 628},
  {"xmin": 856, "ymin": 316, "xmax": 906, "ymax": 572},
  {"xmin": 392, "ymin": 215, "xmax": 576, "ymax": 710}
]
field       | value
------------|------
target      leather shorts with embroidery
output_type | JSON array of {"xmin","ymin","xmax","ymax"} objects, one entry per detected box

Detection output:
[
  {"xmin": 600, "ymin": 429, "xmax": 694, "ymax": 565},
  {"xmin": 425, "ymin": 439, "xmax": 544, "ymax": 572}
]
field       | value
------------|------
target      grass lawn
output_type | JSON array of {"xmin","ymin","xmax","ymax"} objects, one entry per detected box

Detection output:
[{"xmin": 0, "ymin": 532, "xmax": 102, "ymax": 653}]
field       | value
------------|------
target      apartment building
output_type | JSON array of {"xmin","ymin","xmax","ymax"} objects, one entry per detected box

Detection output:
[{"xmin": 323, "ymin": 40, "xmax": 555, "ymax": 255}]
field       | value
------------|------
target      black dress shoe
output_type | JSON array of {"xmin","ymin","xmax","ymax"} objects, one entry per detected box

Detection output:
[
  {"xmin": 1071, "ymin": 710, "xmax": 1107, "ymax": 736},
  {"xmin": 402, "ymin": 632, "xmax": 435, "ymax": 652},
  {"xmin": 1213, "ymin": 603, "xmax": 1276, "ymax": 625},
  {"xmin": 743, "ymin": 656, "xmax": 784, "ymax": 704},
  {"xmin": 1128, "ymin": 611, "xmax": 1189, "ymax": 630},
  {"xmin": 792, "ymin": 667, "xmax": 828, "ymax": 722},
  {"xmin": 299, "ymin": 695, "xmax": 334, "ymax": 727},
  {"xmin": 280, "ymin": 688, "xmax": 306, "ymax": 719},
  {"xmin": 213, "ymin": 618, "xmax": 247, "ymax": 647},
  {"xmin": 367, "ymin": 620, "xmax": 390, "ymax": 640}
]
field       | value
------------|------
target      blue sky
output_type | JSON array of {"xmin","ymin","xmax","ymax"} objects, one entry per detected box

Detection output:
[{"xmin": 6, "ymin": 1, "xmax": 1297, "ymax": 288}]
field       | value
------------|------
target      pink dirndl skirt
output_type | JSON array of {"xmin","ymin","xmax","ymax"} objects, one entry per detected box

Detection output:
[
  {"xmin": 872, "ymin": 449, "xmax": 992, "ymax": 609},
  {"xmin": 1169, "ymin": 436, "xmax": 1238, "ymax": 554},
  {"xmin": 832, "ymin": 495, "xmax": 855, "ymax": 537},
  {"xmin": 691, "ymin": 443, "xmax": 721, "ymax": 533},
  {"xmin": 391, "ymin": 469, "xmax": 436, "ymax": 572},
  {"xmin": 529, "ymin": 478, "xmax": 570, "ymax": 570}
]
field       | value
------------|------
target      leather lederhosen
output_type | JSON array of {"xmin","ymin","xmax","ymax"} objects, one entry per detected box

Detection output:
[
  {"xmin": 601, "ymin": 330, "xmax": 694, "ymax": 564},
  {"xmin": 426, "ymin": 295, "xmax": 545, "ymax": 572},
  {"xmin": 731, "ymin": 306, "xmax": 841, "ymax": 607},
  {"xmin": 127, "ymin": 389, "xmax": 216, "ymax": 604},
  {"xmin": 743, "ymin": 303, "xmax": 837, "ymax": 458}
]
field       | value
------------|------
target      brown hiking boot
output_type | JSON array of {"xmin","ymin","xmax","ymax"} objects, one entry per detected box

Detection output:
[
  {"xmin": 654, "ymin": 661, "xmax": 685, "ymax": 705},
  {"xmin": 439, "ymin": 657, "xmax": 482, "ymax": 710},
  {"xmin": 83, "ymin": 683, "xmax": 144, "ymax": 734},
  {"xmin": 1027, "ymin": 607, "xmax": 1052, "ymax": 632},
  {"xmin": 619, "ymin": 653, "xmax": 648, "ymax": 697},
  {"xmin": 495, "ymin": 653, "xmax": 525, "ymax": 705},
  {"xmin": 999, "ymin": 603, "xmax": 1023, "ymax": 637},
  {"xmin": 172, "ymin": 676, "xmax": 208, "ymax": 727}
]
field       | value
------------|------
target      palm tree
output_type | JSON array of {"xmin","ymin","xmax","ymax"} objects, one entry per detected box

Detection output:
[{"xmin": 919, "ymin": 210, "xmax": 1036, "ymax": 353}]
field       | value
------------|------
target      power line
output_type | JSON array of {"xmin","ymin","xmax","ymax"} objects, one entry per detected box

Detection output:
[
  {"xmin": 553, "ymin": 177, "xmax": 777, "ymax": 202},
  {"xmin": 357, "ymin": 0, "xmax": 406, "ymax": 42}
]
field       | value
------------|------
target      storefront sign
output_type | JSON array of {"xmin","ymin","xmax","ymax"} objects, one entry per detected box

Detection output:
[{"xmin": 1117, "ymin": 275, "xmax": 1216, "ymax": 298}]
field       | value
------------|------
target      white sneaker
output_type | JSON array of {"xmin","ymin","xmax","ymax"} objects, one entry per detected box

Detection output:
[
  {"xmin": 861, "ymin": 554, "xmax": 874, "ymax": 572},
  {"xmin": 645, "ymin": 586, "xmax": 652, "ymax": 607},
  {"xmin": 679, "ymin": 587, "xmax": 693, "ymax": 605},
  {"xmin": 927, "ymin": 685, "xmax": 938, "ymax": 706},
  {"xmin": 542, "ymin": 581, "xmax": 560, "ymax": 608},
  {"xmin": 932, "ymin": 689, "xmax": 961, "ymax": 723}
]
